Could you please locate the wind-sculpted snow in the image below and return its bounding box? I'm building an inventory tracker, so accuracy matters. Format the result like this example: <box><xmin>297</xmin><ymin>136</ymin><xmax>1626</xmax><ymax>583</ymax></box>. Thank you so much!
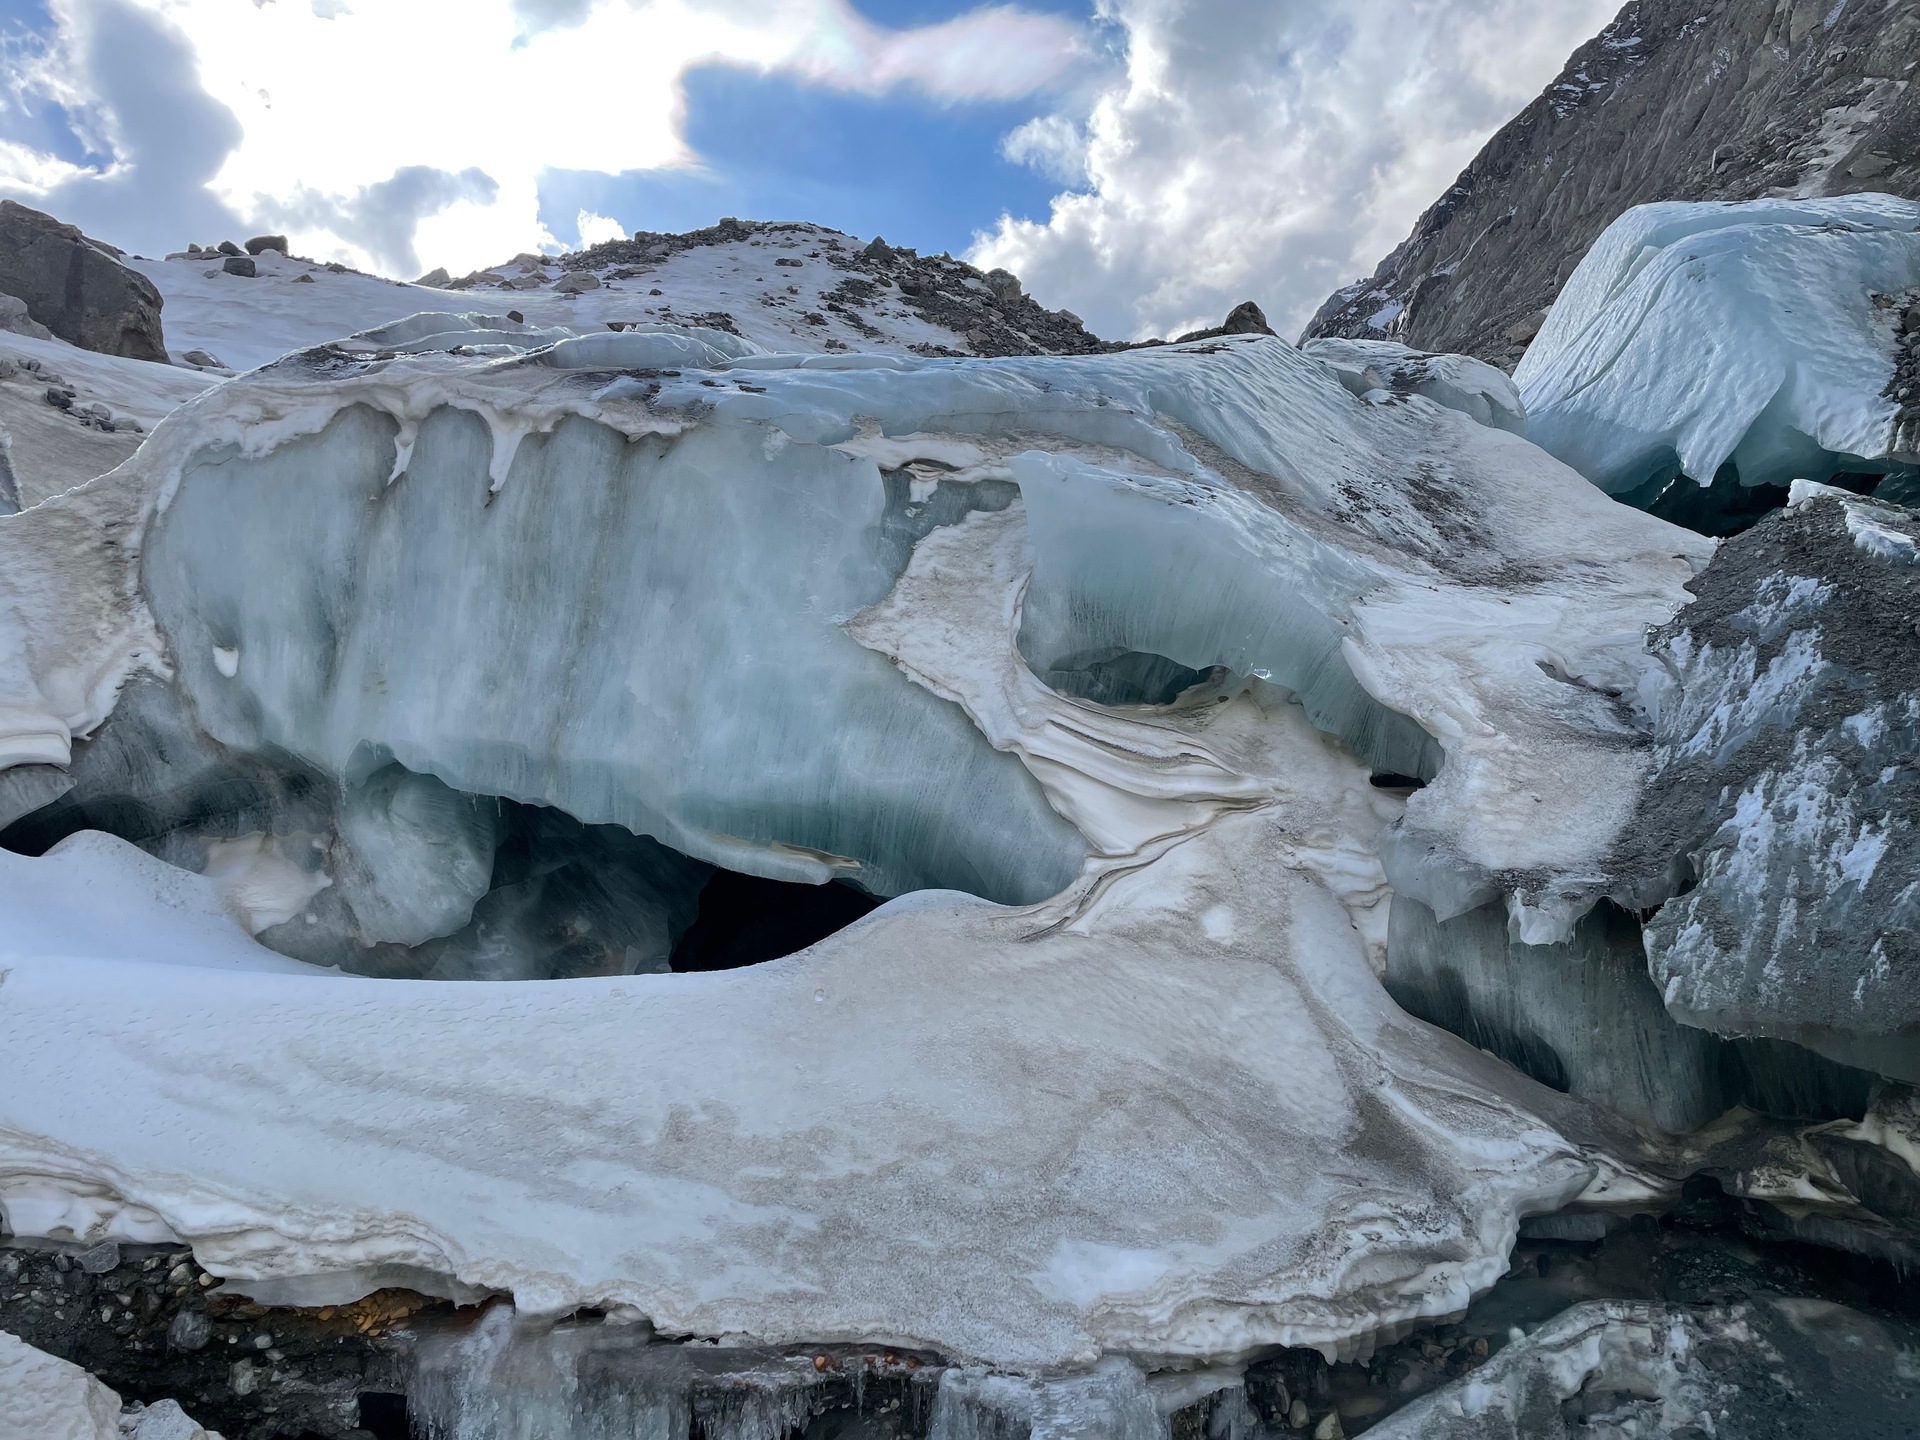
<box><xmin>0</xmin><ymin>324</ymin><xmax>1740</xmax><ymax>1367</ymax></box>
<box><xmin>1518</xmin><ymin>195</ymin><xmax>1920</xmax><ymax>508</ymax></box>
<box><xmin>1628</xmin><ymin>484</ymin><xmax>1920</xmax><ymax>1083</ymax></box>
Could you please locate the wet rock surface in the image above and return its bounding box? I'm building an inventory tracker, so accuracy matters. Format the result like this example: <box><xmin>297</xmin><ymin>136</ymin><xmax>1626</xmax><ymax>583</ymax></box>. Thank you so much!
<box><xmin>1303</xmin><ymin>0</ymin><xmax>1920</xmax><ymax>366</ymax></box>
<box><xmin>6</xmin><ymin>1202</ymin><xmax>1916</xmax><ymax>1438</ymax></box>
<box><xmin>0</xmin><ymin>1245</ymin><xmax>415</xmax><ymax>1438</ymax></box>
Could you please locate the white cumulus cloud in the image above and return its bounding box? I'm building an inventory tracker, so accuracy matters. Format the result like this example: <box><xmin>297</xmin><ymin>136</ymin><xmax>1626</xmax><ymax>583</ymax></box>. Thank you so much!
<box><xmin>971</xmin><ymin>0</ymin><xmax>1620</xmax><ymax>341</ymax></box>
<box><xmin>0</xmin><ymin>0</ymin><xmax>1087</xmax><ymax>275</ymax></box>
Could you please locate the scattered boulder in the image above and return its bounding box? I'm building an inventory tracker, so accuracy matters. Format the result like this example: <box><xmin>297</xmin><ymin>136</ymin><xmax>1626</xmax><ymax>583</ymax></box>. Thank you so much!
<box><xmin>414</xmin><ymin>267</ymin><xmax>451</xmax><ymax>288</ymax></box>
<box><xmin>985</xmin><ymin>267</ymin><xmax>1023</xmax><ymax>305</ymax></box>
<box><xmin>215</xmin><ymin>241</ymin><xmax>242</xmax><ymax>257</ymax></box>
<box><xmin>180</xmin><ymin>349</ymin><xmax>228</xmax><ymax>370</ymax></box>
<box><xmin>220</xmin><ymin>256</ymin><xmax>256</xmax><ymax>278</ymax></box>
<box><xmin>242</xmin><ymin>234</ymin><xmax>287</xmax><ymax>256</ymax></box>
<box><xmin>0</xmin><ymin>201</ymin><xmax>167</xmax><ymax>362</ymax></box>
<box><xmin>554</xmin><ymin>271</ymin><xmax>601</xmax><ymax>294</ymax></box>
<box><xmin>293</xmin><ymin>273</ymin><xmax>314</xmax><ymax>284</ymax></box>
<box><xmin>0</xmin><ymin>292</ymin><xmax>54</xmax><ymax>340</ymax></box>
<box><xmin>1504</xmin><ymin>308</ymin><xmax>1548</xmax><ymax>346</ymax></box>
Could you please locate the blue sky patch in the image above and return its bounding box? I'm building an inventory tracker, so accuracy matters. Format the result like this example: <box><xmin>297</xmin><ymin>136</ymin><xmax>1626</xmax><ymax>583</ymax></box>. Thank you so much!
<box><xmin>537</xmin><ymin>60</ymin><xmax>1069</xmax><ymax>254</ymax></box>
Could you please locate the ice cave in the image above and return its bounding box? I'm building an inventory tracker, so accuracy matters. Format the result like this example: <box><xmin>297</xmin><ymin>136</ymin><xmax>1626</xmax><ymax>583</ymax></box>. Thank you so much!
<box><xmin>0</xmin><ymin>51</ymin><xmax>1917</xmax><ymax>1440</ymax></box>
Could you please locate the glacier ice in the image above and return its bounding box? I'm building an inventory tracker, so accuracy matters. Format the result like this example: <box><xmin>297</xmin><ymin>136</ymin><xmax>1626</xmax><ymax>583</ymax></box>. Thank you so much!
<box><xmin>1518</xmin><ymin>195</ymin><xmax>1920</xmax><ymax>510</ymax></box>
<box><xmin>3</xmin><ymin>309</ymin><xmax>1909</xmax><ymax>1384</ymax></box>
<box><xmin>1301</xmin><ymin>336</ymin><xmax>1527</xmax><ymax>435</ymax></box>
<box><xmin>0</xmin><ymin>322</ymin><xmax>1728</xmax><ymax>1366</ymax></box>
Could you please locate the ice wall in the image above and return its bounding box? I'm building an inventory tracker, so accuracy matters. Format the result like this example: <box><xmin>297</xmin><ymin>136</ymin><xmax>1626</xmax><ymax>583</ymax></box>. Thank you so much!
<box><xmin>1518</xmin><ymin>195</ymin><xmax>1920</xmax><ymax>503</ymax></box>
<box><xmin>142</xmin><ymin>402</ymin><xmax>1086</xmax><ymax>905</ymax></box>
<box><xmin>0</xmin><ymin>325</ymin><xmax>1707</xmax><ymax>943</ymax></box>
<box><xmin>0</xmin><ymin>319</ymin><xmax>1792</xmax><ymax>1373</ymax></box>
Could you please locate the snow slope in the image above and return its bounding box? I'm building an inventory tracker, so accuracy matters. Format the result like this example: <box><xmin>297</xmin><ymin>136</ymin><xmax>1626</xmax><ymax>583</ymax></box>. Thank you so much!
<box><xmin>131</xmin><ymin>222</ymin><xmax>1094</xmax><ymax>377</ymax></box>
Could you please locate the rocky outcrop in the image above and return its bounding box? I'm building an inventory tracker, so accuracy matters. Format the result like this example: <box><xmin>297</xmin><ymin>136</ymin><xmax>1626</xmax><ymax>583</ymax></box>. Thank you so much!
<box><xmin>447</xmin><ymin>216</ymin><xmax>1116</xmax><ymax>358</ymax></box>
<box><xmin>0</xmin><ymin>201</ymin><xmax>168</xmax><ymax>363</ymax></box>
<box><xmin>1625</xmin><ymin>485</ymin><xmax>1919</xmax><ymax>1082</ymax></box>
<box><xmin>1303</xmin><ymin>0</ymin><xmax>1920</xmax><ymax>367</ymax></box>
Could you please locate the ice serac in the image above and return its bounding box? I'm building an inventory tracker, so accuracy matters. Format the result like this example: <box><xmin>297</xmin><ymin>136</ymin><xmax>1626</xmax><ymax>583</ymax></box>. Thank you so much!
<box><xmin>1625</xmin><ymin>483</ymin><xmax>1920</xmax><ymax>1082</ymax></box>
<box><xmin>1517</xmin><ymin>195</ymin><xmax>1920</xmax><ymax>507</ymax></box>
<box><xmin>1300</xmin><ymin>337</ymin><xmax>1526</xmax><ymax>435</ymax></box>
<box><xmin>0</xmin><ymin>323</ymin><xmax>1708</xmax><ymax>945</ymax></box>
<box><xmin>0</xmin><ymin>321</ymin><xmax>1729</xmax><ymax>1366</ymax></box>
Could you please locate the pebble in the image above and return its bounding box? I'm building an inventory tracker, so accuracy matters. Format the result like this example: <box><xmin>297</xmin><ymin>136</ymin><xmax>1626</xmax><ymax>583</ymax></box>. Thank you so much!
<box><xmin>166</xmin><ymin>1308</ymin><xmax>211</xmax><ymax>1352</ymax></box>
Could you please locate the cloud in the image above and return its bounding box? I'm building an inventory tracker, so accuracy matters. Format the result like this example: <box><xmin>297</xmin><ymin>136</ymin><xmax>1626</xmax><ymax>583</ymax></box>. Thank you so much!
<box><xmin>260</xmin><ymin>166</ymin><xmax>500</xmax><ymax>277</ymax></box>
<box><xmin>0</xmin><ymin>0</ymin><xmax>1087</xmax><ymax>275</ymax></box>
<box><xmin>970</xmin><ymin>0</ymin><xmax>1619</xmax><ymax>341</ymax></box>
<box><xmin>575</xmin><ymin>208</ymin><xmax>627</xmax><ymax>247</ymax></box>
<box><xmin>0</xmin><ymin>0</ymin><xmax>244</xmax><ymax>252</ymax></box>
<box><xmin>1000</xmin><ymin>113</ymin><xmax>1087</xmax><ymax>186</ymax></box>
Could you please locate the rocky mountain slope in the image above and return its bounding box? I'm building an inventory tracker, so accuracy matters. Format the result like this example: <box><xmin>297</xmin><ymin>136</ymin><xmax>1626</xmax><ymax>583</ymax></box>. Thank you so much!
<box><xmin>1304</xmin><ymin>0</ymin><xmax>1920</xmax><ymax>366</ymax></box>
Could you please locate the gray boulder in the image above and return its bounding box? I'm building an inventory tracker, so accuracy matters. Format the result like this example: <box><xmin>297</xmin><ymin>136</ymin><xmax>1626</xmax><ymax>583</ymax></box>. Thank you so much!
<box><xmin>221</xmin><ymin>256</ymin><xmax>256</xmax><ymax>278</ymax></box>
<box><xmin>243</xmin><ymin>234</ymin><xmax>288</xmax><ymax>256</ymax></box>
<box><xmin>1627</xmin><ymin>485</ymin><xmax>1919</xmax><ymax>1081</ymax></box>
<box><xmin>0</xmin><ymin>200</ymin><xmax>167</xmax><ymax>362</ymax></box>
<box><xmin>0</xmin><ymin>292</ymin><xmax>52</xmax><ymax>341</ymax></box>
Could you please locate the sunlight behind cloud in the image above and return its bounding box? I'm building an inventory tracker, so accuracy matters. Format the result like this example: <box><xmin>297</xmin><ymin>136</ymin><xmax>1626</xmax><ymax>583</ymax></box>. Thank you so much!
<box><xmin>0</xmin><ymin>0</ymin><xmax>1087</xmax><ymax>275</ymax></box>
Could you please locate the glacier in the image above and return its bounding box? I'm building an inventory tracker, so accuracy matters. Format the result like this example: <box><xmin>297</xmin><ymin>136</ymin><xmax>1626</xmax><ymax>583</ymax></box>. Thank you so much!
<box><xmin>1518</xmin><ymin>195</ymin><xmax>1920</xmax><ymax>521</ymax></box>
<box><xmin>0</xmin><ymin>320</ymin><xmax>1730</xmax><ymax>1370</ymax></box>
<box><xmin>1</xmin><ymin>281</ymin><xmax>1916</xmax><ymax>1437</ymax></box>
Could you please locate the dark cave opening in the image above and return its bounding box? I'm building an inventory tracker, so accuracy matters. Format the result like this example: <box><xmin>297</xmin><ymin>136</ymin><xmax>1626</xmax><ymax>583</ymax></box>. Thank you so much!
<box><xmin>354</xmin><ymin>1392</ymin><xmax>410</xmax><ymax>1440</ymax></box>
<box><xmin>669</xmin><ymin>869</ymin><xmax>885</xmax><ymax>973</ymax></box>
<box><xmin>1621</xmin><ymin>461</ymin><xmax>1911</xmax><ymax>538</ymax></box>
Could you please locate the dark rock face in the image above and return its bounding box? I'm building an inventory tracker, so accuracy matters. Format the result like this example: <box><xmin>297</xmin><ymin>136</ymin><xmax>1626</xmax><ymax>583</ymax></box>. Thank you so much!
<box><xmin>1627</xmin><ymin>489</ymin><xmax>1919</xmax><ymax>1081</ymax></box>
<box><xmin>0</xmin><ymin>200</ymin><xmax>168</xmax><ymax>363</ymax></box>
<box><xmin>1172</xmin><ymin>299</ymin><xmax>1277</xmax><ymax>343</ymax></box>
<box><xmin>1303</xmin><ymin>0</ymin><xmax>1920</xmax><ymax>367</ymax></box>
<box><xmin>450</xmin><ymin>217</ymin><xmax>1116</xmax><ymax>358</ymax></box>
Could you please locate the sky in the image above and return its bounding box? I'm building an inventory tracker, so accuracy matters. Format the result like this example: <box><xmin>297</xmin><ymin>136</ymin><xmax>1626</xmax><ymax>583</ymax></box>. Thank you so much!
<box><xmin>0</xmin><ymin>0</ymin><xmax>1619</xmax><ymax>339</ymax></box>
